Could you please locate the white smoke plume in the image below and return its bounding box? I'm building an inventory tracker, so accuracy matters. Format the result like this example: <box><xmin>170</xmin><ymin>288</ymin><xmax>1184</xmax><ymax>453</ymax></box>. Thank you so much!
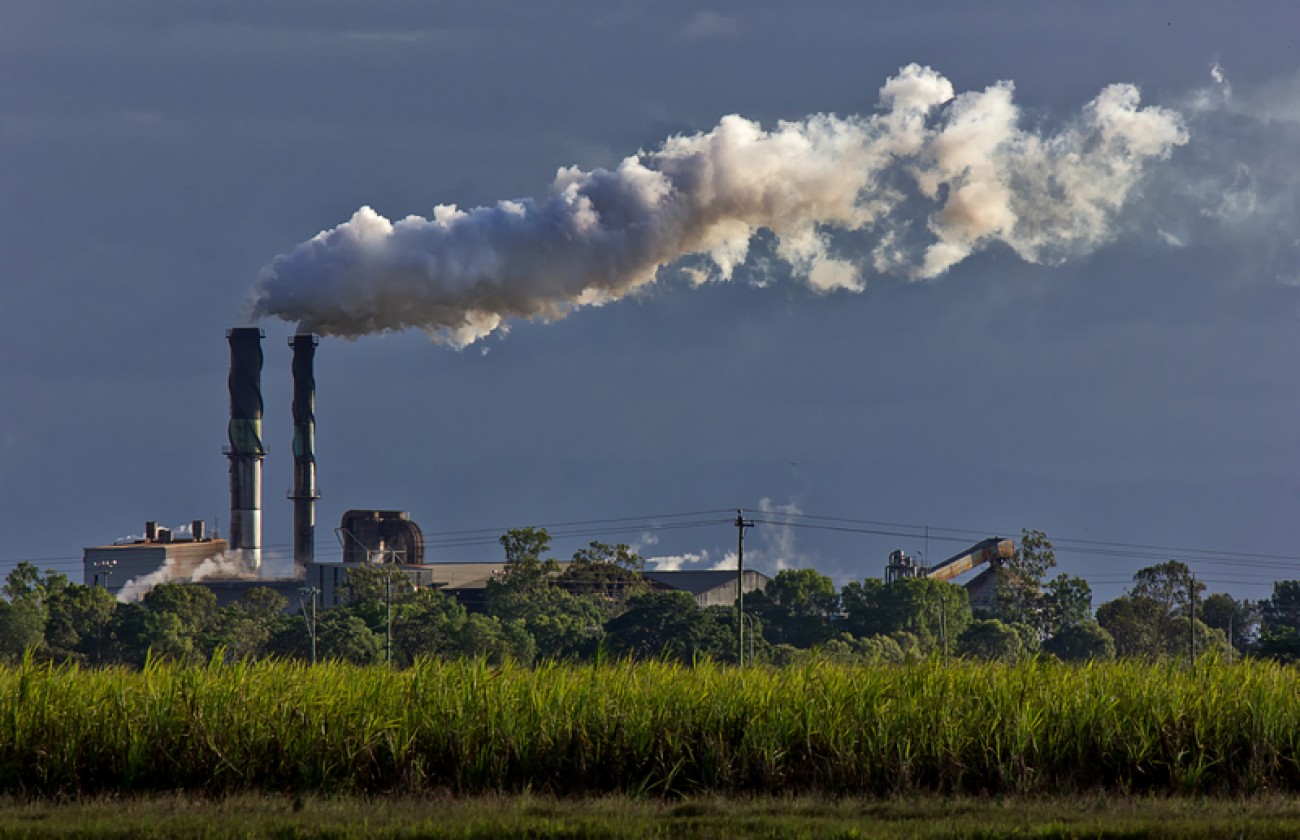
<box><xmin>247</xmin><ymin>64</ymin><xmax>1187</xmax><ymax>346</ymax></box>
<box><xmin>1154</xmin><ymin>63</ymin><xmax>1300</xmax><ymax>285</ymax></box>
<box><xmin>646</xmin><ymin>550</ymin><xmax>713</xmax><ymax>572</ymax></box>
<box><xmin>709</xmin><ymin>551</ymin><xmax>741</xmax><ymax>573</ymax></box>
<box><xmin>752</xmin><ymin>497</ymin><xmax>806</xmax><ymax>572</ymax></box>
<box><xmin>116</xmin><ymin>551</ymin><xmax>257</xmax><ymax>603</ymax></box>
<box><xmin>643</xmin><ymin>498</ymin><xmax>809</xmax><ymax>574</ymax></box>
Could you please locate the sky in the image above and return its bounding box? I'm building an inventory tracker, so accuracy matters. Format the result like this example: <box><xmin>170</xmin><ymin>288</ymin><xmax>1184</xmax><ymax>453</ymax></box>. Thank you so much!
<box><xmin>2</xmin><ymin>1</ymin><xmax>1299</xmax><ymax>604</ymax></box>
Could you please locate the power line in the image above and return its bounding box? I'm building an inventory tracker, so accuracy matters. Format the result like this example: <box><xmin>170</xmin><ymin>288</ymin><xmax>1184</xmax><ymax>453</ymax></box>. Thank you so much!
<box><xmin>5</xmin><ymin>502</ymin><xmax>1300</xmax><ymax>598</ymax></box>
<box><xmin>752</xmin><ymin>507</ymin><xmax>1300</xmax><ymax>565</ymax></box>
<box><xmin>423</xmin><ymin>518</ymin><xmax>734</xmax><ymax>550</ymax></box>
<box><xmin>0</xmin><ymin>509</ymin><xmax>734</xmax><ymax>568</ymax></box>
<box><xmin>417</xmin><ymin>508</ymin><xmax>736</xmax><ymax>540</ymax></box>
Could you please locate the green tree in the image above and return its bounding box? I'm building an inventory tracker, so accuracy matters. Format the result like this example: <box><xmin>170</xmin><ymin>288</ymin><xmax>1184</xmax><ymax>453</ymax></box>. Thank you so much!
<box><xmin>139</xmin><ymin>612</ymin><xmax>199</xmax><ymax>663</ymax></box>
<box><xmin>125</xmin><ymin>583</ymin><xmax>220</xmax><ymax>665</ymax></box>
<box><xmin>1096</xmin><ymin>595</ymin><xmax>1165</xmax><ymax>660</ymax></box>
<box><xmin>556</xmin><ymin>541</ymin><xmax>649</xmax><ymax>614</ymax></box>
<box><xmin>569</xmin><ymin>540</ymin><xmax>642</xmax><ymax>573</ymax></box>
<box><xmin>1200</xmin><ymin>592</ymin><xmax>1257</xmax><ymax>654</ymax></box>
<box><xmin>1040</xmin><ymin>574</ymin><xmax>1093</xmax><ymax>637</ymax></box>
<box><xmin>455</xmin><ymin>614</ymin><xmax>536</xmax><ymax>664</ymax></box>
<box><xmin>485</xmin><ymin>528</ymin><xmax>604</xmax><ymax>659</ymax></box>
<box><xmin>955</xmin><ymin>619</ymin><xmax>1026</xmax><ymax>663</ymax></box>
<box><xmin>842</xmin><ymin>577</ymin><xmax>970</xmax><ymax>654</ymax></box>
<box><xmin>339</xmin><ymin>564</ymin><xmax>417</xmax><ymax>629</ymax></box>
<box><xmin>487</xmin><ymin>584</ymin><xmax>602</xmax><ymax>660</ymax></box>
<box><xmin>1094</xmin><ymin>561</ymin><xmax>1209</xmax><ymax>661</ymax></box>
<box><xmin>992</xmin><ymin>529</ymin><xmax>1057</xmax><ymax>630</ymax></box>
<box><xmin>3</xmin><ymin>562</ymin><xmax>50</xmax><ymax>607</ymax></box>
<box><xmin>856</xmin><ymin>633</ymin><xmax>908</xmax><ymax>664</ymax></box>
<box><xmin>604</xmin><ymin>591</ymin><xmax>733</xmax><ymax>663</ymax></box>
<box><xmin>1043</xmin><ymin>620</ymin><xmax>1116</xmax><ymax>662</ymax></box>
<box><xmin>1255</xmin><ymin>581</ymin><xmax>1300</xmax><ymax>661</ymax></box>
<box><xmin>213</xmin><ymin>587</ymin><xmax>288</xmax><ymax>661</ymax></box>
<box><xmin>0</xmin><ymin>599</ymin><xmax>45</xmax><ymax>662</ymax></box>
<box><xmin>392</xmin><ymin>588</ymin><xmax>470</xmax><ymax>665</ymax></box>
<box><xmin>1131</xmin><ymin>560</ymin><xmax>1202</xmax><ymax>617</ymax></box>
<box><xmin>0</xmin><ymin>563</ymin><xmax>73</xmax><ymax>659</ymax></box>
<box><xmin>316</xmin><ymin>611</ymin><xmax>384</xmax><ymax>664</ymax></box>
<box><xmin>1173</xmin><ymin>616</ymin><xmax>1231</xmax><ymax>660</ymax></box>
<box><xmin>1098</xmin><ymin>571</ymin><xmax>1228</xmax><ymax>663</ymax></box>
<box><xmin>264</xmin><ymin>614</ymin><xmax>312</xmax><ymax>662</ymax></box>
<box><xmin>748</xmin><ymin>568</ymin><xmax>839</xmax><ymax>648</ymax></box>
<box><xmin>103</xmin><ymin>602</ymin><xmax>150</xmax><ymax>666</ymax></box>
<box><xmin>804</xmin><ymin>633</ymin><xmax>909</xmax><ymax>666</ymax></box>
<box><xmin>494</xmin><ymin>527</ymin><xmax>560</xmax><ymax>592</ymax></box>
<box><xmin>839</xmin><ymin>578</ymin><xmax>888</xmax><ymax>637</ymax></box>
<box><xmin>43</xmin><ymin>583</ymin><xmax>117</xmax><ymax>664</ymax></box>
<box><xmin>340</xmin><ymin>563</ymin><xmax>417</xmax><ymax>604</ymax></box>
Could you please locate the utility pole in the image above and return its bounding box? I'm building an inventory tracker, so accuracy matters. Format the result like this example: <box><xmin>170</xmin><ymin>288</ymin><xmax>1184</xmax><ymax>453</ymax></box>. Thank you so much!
<box><xmin>1228</xmin><ymin>615</ymin><xmax>1234</xmax><ymax>666</ymax></box>
<box><xmin>386</xmin><ymin>561</ymin><xmax>393</xmax><ymax>668</ymax></box>
<box><xmin>735</xmin><ymin>510</ymin><xmax>754</xmax><ymax>665</ymax></box>
<box><xmin>940</xmin><ymin>590</ymin><xmax>949</xmax><ymax>662</ymax></box>
<box><xmin>94</xmin><ymin>558</ymin><xmax>117</xmax><ymax>592</ymax></box>
<box><xmin>1189</xmin><ymin>573</ymin><xmax>1197</xmax><ymax>667</ymax></box>
<box><xmin>301</xmin><ymin>586</ymin><xmax>319</xmax><ymax>665</ymax></box>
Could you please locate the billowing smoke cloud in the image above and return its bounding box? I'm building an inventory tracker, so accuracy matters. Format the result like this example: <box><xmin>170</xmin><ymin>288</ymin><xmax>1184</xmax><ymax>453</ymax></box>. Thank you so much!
<box><xmin>116</xmin><ymin>551</ymin><xmax>257</xmax><ymax>603</ymax></box>
<box><xmin>248</xmin><ymin>64</ymin><xmax>1187</xmax><ymax>346</ymax></box>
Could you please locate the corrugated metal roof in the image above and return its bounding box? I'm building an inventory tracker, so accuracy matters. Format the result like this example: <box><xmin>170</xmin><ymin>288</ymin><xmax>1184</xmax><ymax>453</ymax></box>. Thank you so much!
<box><xmin>643</xmin><ymin>570</ymin><xmax>767</xmax><ymax>595</ymax></box>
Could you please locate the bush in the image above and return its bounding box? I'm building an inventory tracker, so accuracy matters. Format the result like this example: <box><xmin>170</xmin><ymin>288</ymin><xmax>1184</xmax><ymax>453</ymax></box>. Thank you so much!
<box><xmin>1044</xmin><ymin>621</ymin><xmax>1116</xmax><ymax>662</ymax></box>
<box><xmin>955</xmin><ymin>619</ymin><xmax>1024</xmax><ymax>663</ymax></box>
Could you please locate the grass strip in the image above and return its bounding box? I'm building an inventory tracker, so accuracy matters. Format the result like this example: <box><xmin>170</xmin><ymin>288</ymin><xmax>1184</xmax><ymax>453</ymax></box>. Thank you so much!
<box><xmin>2</xmin><ymin>794</ymin><xmax>1300</xmax><ymax>839</ymax></box>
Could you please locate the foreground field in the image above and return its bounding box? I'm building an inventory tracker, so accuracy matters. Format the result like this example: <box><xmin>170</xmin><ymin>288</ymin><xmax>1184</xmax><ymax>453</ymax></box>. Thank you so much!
<box><xmin>3</xmin><ymin>795</ymin><xmax>1300</xmax><ymax>839</ymax></box>
<box><xmin>2</xmin><ymin>657</ymin><xmax>1299</xmax><ymax>797</ymax></box>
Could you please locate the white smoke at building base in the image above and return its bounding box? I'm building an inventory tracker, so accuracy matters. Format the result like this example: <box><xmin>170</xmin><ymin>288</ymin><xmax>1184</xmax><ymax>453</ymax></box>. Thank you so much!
<box><xmin>248</xmin><ymin>64</ymin><xmax>1187</xmax><ymax>346</ymax></box>
<box><xmin>116</xmin><ymin>551</ymin><xmax>259</xmax><ymax>604</ymax></box>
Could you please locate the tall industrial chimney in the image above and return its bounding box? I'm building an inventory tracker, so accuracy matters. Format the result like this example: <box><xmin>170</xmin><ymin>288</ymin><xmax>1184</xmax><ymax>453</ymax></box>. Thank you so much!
<box><xmin>290</xmin><ymin>333</ymin><xmax>319</xmax><ymax>568</ymax></box>
<box><xmin>226</xmin><ymin>327</ymin><xmax>265</xmax><ymax>570</ymax></box>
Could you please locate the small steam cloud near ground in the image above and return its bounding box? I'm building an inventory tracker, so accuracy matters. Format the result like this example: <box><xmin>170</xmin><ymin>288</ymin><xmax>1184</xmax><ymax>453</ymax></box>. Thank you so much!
<box><xmin>116</xmin><ymin>550</ymin><xmax>259</xmax><ymax>603</ymax></box>
<box><xmin>645</xmin><ymin>498</ymin><xmax>809</xmax><ymax>574</ymax></box>
<box><xmin>248</xmin><ymin>64</ymin><xmax>1190</xmax><ymax>346</ymax></box>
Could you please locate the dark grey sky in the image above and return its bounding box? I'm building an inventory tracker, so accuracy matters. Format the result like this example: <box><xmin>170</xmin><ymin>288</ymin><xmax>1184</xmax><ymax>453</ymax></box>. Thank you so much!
<box><xmin>2</xmin><ymin>1</ymin><xmax>1299</xmax><ymax>602</ymax></box>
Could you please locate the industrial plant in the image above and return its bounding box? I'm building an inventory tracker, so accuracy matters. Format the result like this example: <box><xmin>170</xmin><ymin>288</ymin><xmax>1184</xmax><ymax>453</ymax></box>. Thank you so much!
<box><xmin>77</xmin><ymin>314</ymin><xmax>1013</xmax><ymax>611</ymax></box>
<box><xmin>79</xmin><ymin>328</ymin><xmax>444</xmax><ymax>609</ymax></box>
<box><xmin>80</xmin><ymin>329</ymin><xmax>799</xmax><ymax>612</ymax></box>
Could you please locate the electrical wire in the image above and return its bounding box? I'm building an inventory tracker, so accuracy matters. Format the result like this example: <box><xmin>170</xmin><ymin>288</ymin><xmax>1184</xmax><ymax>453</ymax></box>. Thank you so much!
<box><xmin>746</xmin><ymin>508</ymin><xmax>1300</xmax><ymax>565</ymax></box>
<box><xmin>5</xmin><ymin>502</ymin><xmax>1299</xmax><ymax>600</ymax></box>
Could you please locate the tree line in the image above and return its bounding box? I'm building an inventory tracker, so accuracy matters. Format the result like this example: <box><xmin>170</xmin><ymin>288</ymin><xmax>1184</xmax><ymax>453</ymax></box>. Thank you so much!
<box><xmin>1</xmin><ymin>527</ymin><xmax>1297</xmax><ymax>668</ymax></box>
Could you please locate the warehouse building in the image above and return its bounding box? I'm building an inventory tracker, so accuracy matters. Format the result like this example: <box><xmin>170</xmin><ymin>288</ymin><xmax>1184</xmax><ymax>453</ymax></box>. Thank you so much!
<box><xmin>83</xmin><ymin>520</ymin><xmax>227</xmax><ymax>596</ymax></box>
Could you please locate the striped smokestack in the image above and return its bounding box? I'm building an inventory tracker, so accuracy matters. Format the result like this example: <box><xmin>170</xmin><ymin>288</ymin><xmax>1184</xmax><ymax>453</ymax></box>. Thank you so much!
<box><xmin>290</xmin><ymin>333</ymin><xmax>319</xmax><ymax>568</ymax></box>
<box><xmin>226</xmin><ymin>327</ymin><xmax>265</xmax><ymax>570</ymax></box>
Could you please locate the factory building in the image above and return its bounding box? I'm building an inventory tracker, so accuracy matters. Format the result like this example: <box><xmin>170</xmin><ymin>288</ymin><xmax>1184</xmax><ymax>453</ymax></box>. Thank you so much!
<box><xmin>83</xmin><ymin>521</ymin><xmax>227</xmax><ymax>596</ymax></box>
<box><xmin>306</xmin><ymin>509</ymin><xmax>438</xmax><ymax>607</ymax></box>
<box><xmin>964</xmin><ymin>565</ymin><xmax>1002</xmax><ymax>613</ymax></box>
<box><xmin>643</xmin><ymin>570</ymin><xmax>770</xmax><ymax>608</ymax></box>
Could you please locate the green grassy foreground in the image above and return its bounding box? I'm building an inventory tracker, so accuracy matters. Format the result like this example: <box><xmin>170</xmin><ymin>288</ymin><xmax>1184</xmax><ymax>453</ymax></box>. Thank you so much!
<box><xmin>3</xmin><ymin>795</ymin><xmax>1300</xmax><ymax>839</ymax></box>
<box><xmin>3</xmin><ymin>656</ymin><xmax>1300</xmax><ymax>797</ymax></box>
